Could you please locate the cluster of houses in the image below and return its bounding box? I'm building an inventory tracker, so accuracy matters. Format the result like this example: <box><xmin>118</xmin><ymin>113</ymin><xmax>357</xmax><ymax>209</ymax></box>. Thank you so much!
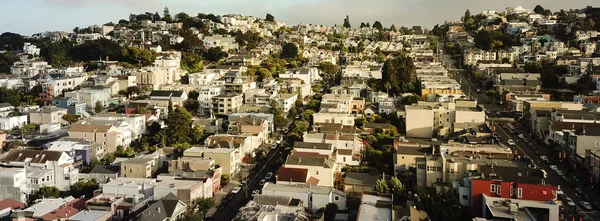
<box><xmin>3</xmin><ymin>5</ymin><xmax>599</xmax><ymax>221</ymax></box>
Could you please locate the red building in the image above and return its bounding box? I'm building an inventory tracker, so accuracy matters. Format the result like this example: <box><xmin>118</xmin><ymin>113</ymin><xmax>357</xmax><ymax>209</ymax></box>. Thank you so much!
<box><xmin>462</xmin><ymin>165</ymin><xmax>558</xmax><ymax>217</ymax></box>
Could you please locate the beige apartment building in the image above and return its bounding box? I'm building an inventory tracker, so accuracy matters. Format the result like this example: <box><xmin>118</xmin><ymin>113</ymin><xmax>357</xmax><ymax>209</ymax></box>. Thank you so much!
<box><xmin>68</xmin><ymin>124</ymin><xmax>122</xmax><ymax>154</ymax></box>
<box><xmin>120</xmin><ymin>158</ymin><xmax>157</xmax><ymax>178</ymax></box>
<box><xmin>169</xmin><ymin>157</ymin><xmax>215</xmax><ymax>172</ymax></box>
<box><xmin>28</xmin><ymin>107</ymin><xmax>68</xmax><ymax>125</ymax></box>
<box><xmin>183</xmin><ymin>147</ymin><xmax>242</xmax><ymax>176</ymax></box>
<box><xmin>134</xmin><ymin>70</ymin><xmax>167</xmax><ymax>90</ymax></box>
<box><xmin>211</xmin><ymin>93</ymin><xmax>243</xmax><ymax>115</ymax></box>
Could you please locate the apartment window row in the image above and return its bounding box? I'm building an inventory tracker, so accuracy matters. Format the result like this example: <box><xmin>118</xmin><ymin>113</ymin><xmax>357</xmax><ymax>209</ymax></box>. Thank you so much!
<box><xmin>426</xmin><ymin>166</ymin><xmax>442</xmax><ymax>172</ymax></box>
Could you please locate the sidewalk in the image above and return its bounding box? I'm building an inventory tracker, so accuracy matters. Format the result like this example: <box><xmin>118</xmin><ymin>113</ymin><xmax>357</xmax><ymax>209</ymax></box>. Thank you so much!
<box><xmin>206</xmin><ymin>179</ymin><xmax>241</xmax><ymax>216</ymax></box>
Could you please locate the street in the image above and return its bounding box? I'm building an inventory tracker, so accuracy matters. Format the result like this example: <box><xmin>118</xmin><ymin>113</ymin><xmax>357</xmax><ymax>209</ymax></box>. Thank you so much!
<box><xmin>443</xmin><ymin>49</ymin><xmax>599</xmax><ymax>220</ymax></box>
<box><xmin>207</xmin><ymin>118</ymin><xmax>296</xmax><ymax>221</ymax></box>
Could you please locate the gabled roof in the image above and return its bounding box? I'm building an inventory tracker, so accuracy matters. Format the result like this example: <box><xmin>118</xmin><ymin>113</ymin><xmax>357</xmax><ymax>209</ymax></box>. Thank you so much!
<box><xmin>3</xmin><ymin>149</ymin><xmax>64</xmax><ymax>163</ymax></box>
<box><xmin>149</xmin><ymin>90</ymin><xmax>185</xmax><ymax>98</ymax></box>
<box><xmin>138</xmin><ymin>193</ymin><xmax>184</xmax><ymax>221</ymax></box>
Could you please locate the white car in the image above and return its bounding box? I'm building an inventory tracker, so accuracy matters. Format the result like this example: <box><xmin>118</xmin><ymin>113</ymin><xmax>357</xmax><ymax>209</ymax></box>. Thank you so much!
<box><xmin>540</xmin><ymin>155</ymin><xmax>549</xmax><ymax>162</ymax></box>
<box><xmin>507</xmin><ymin>139</ymin><xmax>515</xmax><ymax>146</ymax></box>
<box><xmin>549</xmin><ymin>165</ymin><xmax>558</xmax><ymax>171</ymax></box>
<box><xmin>556</xmin><ymin>189</ymin><xmax>564</xmax><ymax>196</ymax></box>
<box><xmin>518</xmin><ymin>134</ymin><xmax>525</xmax><ymax>139</ymax></box>
<box><xmin>265</xmin><ymin>172</ymin><xmax>273</xmax><ymax>179</ymax></box>
<box><xmin>231</xmin><ymin>187</ymin><xmax>241</xmax><ymax>194</ymax></box>
<box><xmin>556</xmin><ymin>170</ymin><xmax>564</xmax><ymax>176</ymax></box>
<box><xmin>271</xmin><ymin>143</ymin><xmax>277</xmax><ymax>149</ymax></box>
<box><xmin>580</xmin><ymin>201</ymin><xmax>593</xmax><ymax>210</ymax></box>
<box><xmin>259</xmin><ymin>179</ymin><xmax>266</xmax><ymax>186</ymax></box>
<box><xmin>252</xmin><ymin>189</ymin><xmax>260</xmax><ymax>195</ymax></box>
<box><xmin>565</xmin><ymin>198</ymin><xmax>575</xmax><ymax>206</ymax></box>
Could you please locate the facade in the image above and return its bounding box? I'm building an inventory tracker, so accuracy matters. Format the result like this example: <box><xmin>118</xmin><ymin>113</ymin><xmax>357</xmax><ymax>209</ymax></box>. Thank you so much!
<box><xmin>28</xmin><ymin>107</ymin><xmax>68</xmax><ymax>125</ymax></box>
<box><xmin>120</xmin><ymin>158</ymin><xmax>157</xmax><ymax>178</ymax></box>
<box><xmin>183</xmin><ymin>147</ymin><xmax>242</xmax><ymax>176</ymax></box>
<box><xmin>0</xmin><ymin>167</ymin><xmax>27</xmax><ymax>203</ymax></box>
<box><xmin>92</xmin><ymin>114</ymin><xmax>146</xmax><ymax>139</ymax></box>
<box><xmin>282</xmin><ymin>155</ymin><xmax>335</xmax><ymax>187</ymax></box>
<box><xmin>52</xmin><ymin>97</ymin><xmax>87</xmax><ymax>116</ymax></box>
<box><xmin>271</xmin><ymin>93</ymin><xmax>298</xmax><ymax>115</ymax></box>
<box><xmin>67</xmin><ymin>124</ymin><xmax>123</xmax><ymax>154</ymax></box>
<box><xmin>211</xmin><ymin>93</ymin><xmax>243</xmax><ymax>115</ymax></box>
<box><xmin>261</xmin><ymin>183</ymin><xmax>346</xmax><ymax>212</ymax></box>
<box><xmin>1</xmin><ymin>149</ymin><xmax>78</xmax><ymax>192</ymax></box>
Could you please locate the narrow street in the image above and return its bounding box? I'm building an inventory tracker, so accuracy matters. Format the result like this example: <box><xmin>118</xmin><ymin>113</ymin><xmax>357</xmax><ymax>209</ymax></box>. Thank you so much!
<box><xmin>207</xmin><ymin>118</ymin><xmax>296</xmax><ymax>221</ymax></box>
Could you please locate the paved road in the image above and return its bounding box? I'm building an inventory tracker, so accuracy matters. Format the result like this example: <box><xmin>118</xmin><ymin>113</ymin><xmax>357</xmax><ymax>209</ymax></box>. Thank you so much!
<box><xmin>446</xmin><ymin>58</ymin><xmax>599</xmax><ymax>220</ymax></box>
<box><xmin>208</xmin><ymin>119</ymin><xmax>295</xmax><ymax>221</ymax></box>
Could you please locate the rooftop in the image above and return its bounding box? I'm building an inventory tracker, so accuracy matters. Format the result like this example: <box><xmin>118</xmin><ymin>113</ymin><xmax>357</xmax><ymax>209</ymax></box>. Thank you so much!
<box><xmin>292</xmin><ymin>142</ymin><xmax>332</xmax><ymax>150</ymax></box>
<box><xmin>285</xmin><ymin>155</ymin><xmax>334</xmax><ymax>168</ymax></box>
<box><xmin>262</xmin><ymin>183</ymin><xmax>343</xmax><ymax>195</ymax></box>
<box><xmin>3</xmin><ymin>149</ymin><xmax>64</xmax><ymax>163</ymax></box>
<box><xmin>69</xmin><ymin>210</ymin><xmax>110</xmax><ymax>221</ymax></box>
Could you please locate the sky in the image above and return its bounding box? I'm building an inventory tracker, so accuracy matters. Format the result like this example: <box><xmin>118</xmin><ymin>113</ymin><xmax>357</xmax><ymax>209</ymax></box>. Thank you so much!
<box><xmin>1</xmin><ymin>0</ymin><xmax>598</xmax><ymax>35</ymax></box>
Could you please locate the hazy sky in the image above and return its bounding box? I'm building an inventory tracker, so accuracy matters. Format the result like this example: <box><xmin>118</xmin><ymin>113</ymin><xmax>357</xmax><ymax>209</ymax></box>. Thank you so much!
<box><xmin>1</xmin><ymin>0</ymin><xmax>598</xmax><ymax>35</ymax></box>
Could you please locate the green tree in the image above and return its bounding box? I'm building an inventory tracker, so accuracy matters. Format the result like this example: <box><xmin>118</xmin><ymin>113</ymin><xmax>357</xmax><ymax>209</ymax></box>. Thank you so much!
<box><xmin>136</xmin><ymin>107</ymin><xmax>147</xmax><ymax>115</ymax></box>
<box><xmin>257</xmin><ymin>68</ymin><xmax>272</xmax><ymax>82</ymax></box>
<box><xmin>381</xmin><ymin>54</ymin><xmax>416</xmax><ymax>95</ymax></box>
<box><xmin>281</xmin><ymin>43</ymin><xmax>299</xmax><ymax>59</ymax></box>
<box><xmin>533</xmin><ymin>5</ymin><xmax>545</xmax><ymax>14</ymax></box>
<box><xmin>166</xmin><ymin>107</ymin><xmax>193</xmax><ymax>145</ymax></box>
<box><xmin>29</xmin><ymin>186</ymin><xmax>60</xmax><ymax>204</ymax></box>
<box><xmin>70</xmin><ymin>179</ymin><xmax>99</xmax><ymax>198</ymax></box>
<box><xmin>221</xmin><ymin>174</ymin><xmax>230</xmax><ymax>185</ymax></box>
<box><xmin>324</xmin><ymin>203</ymin><xmax>338</xmax><ymax>221</ymax></box>
<box><xmin>183</xmin><ymin>99</ymin><xmax>200</xmax><ymax>115</ymax></box>
<box><xmin>389</xmin><ymin>176</ymin><xmax>404</xmax><ymax>196</ymax></box>
<box><xmin>291</xmin><ymin>121</ymin><xmax>309</xmax><ymax>133</ymax></box>
<box><xmin>271</xmin><ymin>101</ymin><xmax>287</xmax><ymax>128</ymax></box>
<box><xmin>390</xmin><ymin>24</ymin><xmax>397</xmax><ymax>31</ymax></box>
<box><xmin>373</xmin><ymin>178</ymin><xmax>389</xmax><ymax>193</ymax></box>
<box><xmin>265</xmin><ymin>13</ymin><xmax>275</xmax><ymax>22</ymax></box>
<box><xmin>0</xmin><ymin>52</ymin><xmax>19</xmax><ymax>73</ymax></box>
<box><xmin>181</xmin><ymin>52</ymin><xmax>203</xmax><ymax>73</ymax></box>
<box><xmin>372</xmin><ymin>21</ymin><xmax>383</xmax><ymax>31</ymax></box>
<box><xmin>62</xmin><ymin>114</ymin><xmax>80</xmax><ymax>124</ymax></box>
<box><xmin>343</xmin><ymin>15</ymin><xmax>351</xmax><ymax>28</ymax></box>
<box><xmin>196</xmin><ymin>197</ymin><xmax>216</xmax><ymax>218</ymax></box>
<box><xmin>0</xmin><ymin>32</ymin><xmax>25</xmax><ymax>51</ymax></box>
<box><xmin>188</xmin><ymin>90</ymin><xmax>200</xmax><ymax>100</ymax></box>
<box><xmin>319</xmin><ymin>61</ymin><xmax>339</xmax><ymax>75</ymax></box>
<box><xmin>168</xmin><ymin>99</ymin><xmax>174</xmax><ymax>113</ymax></box>
<box><xmin>162</xmin><ymin>7</ymin><xmax>172</xmax><ymax>21</ymax></box>
<box><xmin>0</xmin><ymin>88</ymin><xmax>22</xmax><ymax>106</ymax></box>
<box><xmin>122</xmin><ymin>47</ymin><xmax>155</xmax><ymax>67</ymax></box>
<box><xmin>94</xmin><ymin>101</ymin><xmax>103</xmax><ymax>113</ymax></box>
<box><xmin>302</xmin><ymin>109</ymin><xmax>314</xmax><ymax>121</ymax></box>
<box><xmin>204</xmin><ymin>47</ymin><xmax>228</xmax><ymax>62</ymax></box>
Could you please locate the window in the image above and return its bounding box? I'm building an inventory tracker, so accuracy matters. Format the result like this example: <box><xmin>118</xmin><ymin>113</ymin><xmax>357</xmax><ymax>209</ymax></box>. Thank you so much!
<box><xmin>490</xmin><ymin>184</ymin><xmax>496</xmax><ymax>193</ymax></box>
<box><xmin>402</xmin><ymin>156</ymin><xmax>405</xmax><ymax>159</ymax></box>
<box><xmin>417</xmin><ymin>164</ymin><xmax>426</xmax><ymax>169</ymax></box>
<box><xmin>343</xmin><ymin>157</ymin><xmax>346</xmax><ymax>162</ymax></box>
<box><xmin>450</xmin><ymin>168</ymin><xmax>455</xmax><ymax>174</ymax></box>
<box><xmin>334</xmin><ymin>196</ymin><xmax>340</xmax><ymax>201</ymax></box>
<box><xmin>517</xmin><ymin>188</ymin><xmax>523</xmax><ymax>198</ymax></box>
<box><xmin>436</xmin><ymin>167</ymin><xmax>442</xmax><ymax>172</ymax></box>
<box><xmin>510</xmin><ymin>186</ymin><xmax>514</xmax><ymax>196</ymax></box>
<box><xmin>130</xmin><ymin>169</ymin><xmax>132</xmax><ymax>173</ymax></box>
<box><xmin>426</xmin><ymin>166</ymin><xmax>430</xmax><ymax>171</ymax></box>
<box><xmin>462</xmin><ymin>195</ymin><xmax>468</xmax><ymax>200</ymax></box>
<box><xmin>103</xmin><ymin>134</ymin><xmax>106</xmax><ymax>138</ymax></box>
<box><xmin>316</xmin><ymin>171</ymin><xmax>319</xmax><ymax>175</ymax></box>
<box><xmin>497</xmin><ymin>185</ymin><xmax>501</xmax><ymax>194</ymax></box>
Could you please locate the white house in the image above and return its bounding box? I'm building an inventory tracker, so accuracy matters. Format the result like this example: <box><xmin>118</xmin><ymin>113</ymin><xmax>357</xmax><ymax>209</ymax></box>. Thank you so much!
<box><xmin>261</xmin><ymin>183</ymin><xmax>346</xmax><ymax>212</ymax></box>
<box><xmin>1</xmin><ymin>149</ymin><xmax>78</xmax><ymax>192</ymax></box>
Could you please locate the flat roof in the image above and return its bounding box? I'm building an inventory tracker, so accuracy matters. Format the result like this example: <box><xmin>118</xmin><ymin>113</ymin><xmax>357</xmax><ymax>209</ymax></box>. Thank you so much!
<box><xmin>262</xmin><ymin>183</ymin><xmax>342</xmax><ymax>195</ymax></box>
<box><xmin>153</xmin><ymin>179</ymin><xmax>202</xmax><ymax>189</ymax></box>
<box><xmin>69</xmin><ymin>210</ymin><xmax>110</xmax><ymax>221</ymax></box>
<box><xmin>358</xmin><ymin>194</ymin><xmax>393</xmax><ymax>221</ymax></box>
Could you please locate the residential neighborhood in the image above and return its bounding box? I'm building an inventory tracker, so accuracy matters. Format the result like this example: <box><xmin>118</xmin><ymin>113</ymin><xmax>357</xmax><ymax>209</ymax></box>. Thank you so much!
<box><xmin>0</xmin><ymin>3</ymin><xmax>599</xmax><ymax>221</ymax></box>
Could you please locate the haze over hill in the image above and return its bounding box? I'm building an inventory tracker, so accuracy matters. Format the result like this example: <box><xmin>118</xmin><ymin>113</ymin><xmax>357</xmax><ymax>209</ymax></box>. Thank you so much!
<box><xmin>1</xmin><ymin>0</ymin><xmax>597</xmax><ymax>35</ymax></box>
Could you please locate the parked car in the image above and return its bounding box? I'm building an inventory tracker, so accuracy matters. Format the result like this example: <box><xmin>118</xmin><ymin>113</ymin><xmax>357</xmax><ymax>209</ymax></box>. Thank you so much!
<box><xmin>565</xmin><ymin>198</ymin><xmax>575</xmax><ymax>206</ymax></box>
<box><xmin>241</xmin><ymin>180</ymin><xmax>248</xmax><ymax>186</ymax></box>
<box><xmin>231</xmin><ymin>187</ymin><xmax>241</xmax><ymax>194</ymax></box>
<box><xmin>580</xmin><ymin>201</ymin><xmax>593</xmax><ymax>210</ymax></box>
<box><xmin>282</xmin><ymin>128</ymin><xmax>289</xmax><ymax>133</ymax></box>
<box><xmin>540</xmin><ymin>155</ymin><xmax>549</xmax><ymax>162</ymax></box>
<box><xmin>575</xmin><ymin>188</ymin><xmax>584</xmax><ymax>195</ymax></box>
<box><xmin>523</xmin><ymin>138</ymin><xmax>529</xmax><ymax>143</ymax></box>
<box><xmin>271</xmin><ymin>143</ymin><xmax>277</xmax><ymax>149</ymax></box>
<box><xmin>265</xmin><ymin>172</ymin><xmax>273</xmax><ymax>179</ymax></box>
<box><xmin>507</xmin><ymin>139</ymin><xmax>515</xmax><ymax>146</ymax></box>
<box><xmin>276</xmin><ymin>136</ymin><xmax>283</xmax><ymax>144</ymax></box>
<box><xmin>557</xmin><ymin>188</ymin><xmax>564</xmax><ymax>196</ymax></box>
<box><xmin>295</xmin><ymin>115</ymin><xmax>302</xmax><ymax>120</ymax></box>
<box><xmin>556</xmin><ymin>170</ymin><xmax>564</xmax><ymax>176</ymax></box>
<box><xmin>259</xmin><ymin>179</ymin><xmax>266</xmax><ymax>186</ymax></box>
<box><xmin>518</xmin><ymin>134</ymin><xmax>525</xmax><ymax>139</ymax></box>
<box><xmin>252</xmin><ymin>189</ymin><xmax>261</xmax><ymax>195</ymax></box>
